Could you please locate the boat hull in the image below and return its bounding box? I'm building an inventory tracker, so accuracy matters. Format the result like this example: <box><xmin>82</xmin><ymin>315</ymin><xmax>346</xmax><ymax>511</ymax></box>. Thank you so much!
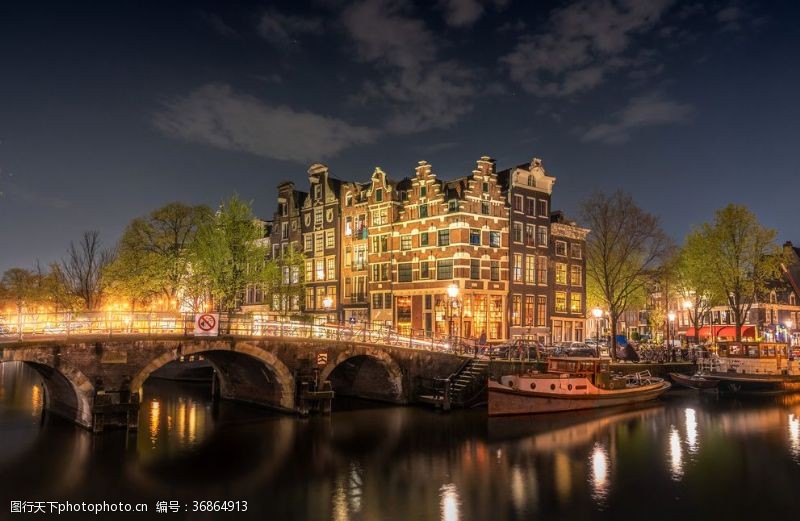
<box><xmin>705</xmin><ymin>373</ymin><xmax>800</xmax><ymax>394</ymax></box>
<box><xmin>669</xmin><ymin>372</ymin><xmax>719</xmax><ymax>390</ymax></box>
<box><xmin>488</xmin><ymin>381</ymin><xmax>671</xmax><ymax>416</ymax></box>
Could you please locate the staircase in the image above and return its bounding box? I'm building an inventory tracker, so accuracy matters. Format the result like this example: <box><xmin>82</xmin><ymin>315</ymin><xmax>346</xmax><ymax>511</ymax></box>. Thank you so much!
<box><xmin>419</xmin><ymin>358</ymin><xmax>488</xmax><ymax>410</ymax></box>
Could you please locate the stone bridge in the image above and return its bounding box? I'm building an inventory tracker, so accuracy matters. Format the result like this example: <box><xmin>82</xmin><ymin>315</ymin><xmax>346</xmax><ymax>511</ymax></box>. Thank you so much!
<box><xmin>0</xmin><ymin>335</ymin><xmax>466</xmax><ymax>432</ymax></box>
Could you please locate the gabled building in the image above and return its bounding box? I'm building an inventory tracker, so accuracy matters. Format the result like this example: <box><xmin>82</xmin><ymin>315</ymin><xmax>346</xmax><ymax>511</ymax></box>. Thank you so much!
<box><xmin>549</xmin><ymin>211</ymin><xmax>589</xmax><ymax>343</ymax></box>
<box><xmin>340</xmin><ymin>180</ymin><xmax>371</xmax><ymax>324</ymax></box>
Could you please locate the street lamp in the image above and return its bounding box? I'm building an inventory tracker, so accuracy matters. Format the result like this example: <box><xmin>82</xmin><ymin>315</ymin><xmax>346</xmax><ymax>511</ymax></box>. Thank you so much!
<box><xmin>322</xmin><ymin>296</ymin><xmax>333</xmax><ymax>324</ymax></box>
<box><xmin>667</xmin><ymin>311</ymin><xmax>676</xmax><ymax>361</ymax></box>
<box><xmin>447</xmin><ymin>284</ymin><xmax>459</xmax><ymax>343</ymax></box>
<box><xmin>592</xmin><ymin>307</ymin><xmax>603</xmax><ymax>348</ymax></box>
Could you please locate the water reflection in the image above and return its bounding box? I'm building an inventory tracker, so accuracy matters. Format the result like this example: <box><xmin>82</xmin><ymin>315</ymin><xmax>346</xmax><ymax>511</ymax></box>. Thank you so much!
<box><xmin>668</xmin><ymin>426</ymin><xmax>684</xmax><ymax>481</ymax></box>
<box><xmin>589</xmin><ymin>443</ymin><xmax>610</xmax><ymax>503</ymax></box>
<box><xmin>685</xmin><ymin>408</ymin><xmax>698</xmax><ymax>453</ymax></box>
<box><xmin>439</xmin><ymin>483</ymin><xmax>461</xmax><ymax>521</ymax></box>
<box><xmin>789</xmin><ymin>414</ymin><xmax>800</xmax><ymax>460</ymax></box>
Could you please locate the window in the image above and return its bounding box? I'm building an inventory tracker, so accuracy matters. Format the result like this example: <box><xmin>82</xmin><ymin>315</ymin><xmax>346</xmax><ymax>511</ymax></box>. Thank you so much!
<box><xmin>448</xmin><ymin>199</ymin><xmax>458</xmax><ymax>212</ymax></box>
<box><xmin>537</xmin><ymin>296</ymin><xmax>547</xmax><ymax>326</ymax></box>
<box><xmin>570</xmin><ymin>243</ymin><xmax>582</xmax><ymax>259</ymax></box>
<box><xmin>470</xmin><ymin>229</ymin><xmax>481</xmax><ymax>245</ymax></box>
<box><xmin>537</xmin><ymin>256</ymin><xmax>548</xmax><ymax>284</ymax></box>
<box><xmin>555</xmin><ymin>263</ymin><xmax>567</xmax><ymax>284</ymax></box>
<box><xmin>525</xmin><ymin>224</ymin><xmax>535</xmax><ymax>246</ymax></box>
<box><xmin>537</xmin><ymin>199</ymin><xmax>548</xmax><ymax>217</ymax></box>
<box><xmin>315</xmin><ymin>259</ymin><xmax>325</xmax><ymax>281</ymax></box>
<box><xmin>512</xmin><ymin>295</ymin><xmax>521</xmax><ymax>326</ymax></box>
<box><xmin>437</xmin><ymin>260</ymin><xmax>453</xmax><ymax>280</ymax></box>
<box><xmin>315</xmin><ymin>232</ymin><xmax>324</xmax><ymax>253</ymax></box>
<box><xmin>346</xmin><ymin>194</ymin><xmax>353</xmax><ymax>207</ymax></box>
<box><xmin>304</xmin><ymin>234</ymin><xmax>313</xmax><ymax>252</ymax></box>
<box><xmin>371</xmin><ymin>234</ymin><xmax>388</xmax><ymax>253</ymax></box>
<box><xmin>490</xmin><ymin>261</ymin><xmax>500</xmax><ymax>281</ymax></box>
<box><xmin>525</xmin><ymin>256</ymin><xmax>535</xmax><ymax>284</ymax></box>
<box><xmin>398</xmin><ymin>263</ymin><xmax>413</xmax><ymax>282</ymax></box>
<box><xmin>420</xmin><ymin>261</ymin><xmax>430</xmax><ymax>279</ymax></box>
<box><xmin>281</xmin><ymin>222</ymin><xmax>289</xmax><ymax>240</ymax></box>
<box><xmin>371</xmin><ymin>263</ymin><xmax>389</xmax><ymax>281</ymax></box>
<box><xmin>314</xmin><ymin>207</ymin><xmax>323</xmax><ymax>225</ymax></box>
<box><xmin>512</xmin><ymin>223</ymin><xmax>522</xmax><ymax>243</ymax></box>
<box><xmin>470</xmin><ymin>259</ymin><xmax>480</xmax><ymax>280</ymax></box>
<box><xmin>482</xmin><ymin>182</ymin><xmax>489</xmax><ymax>193</ymax></box>
<box><xmin>513</xmin><ymin>253</ymin><xmax>523</xmax><ymax>282</ymax></box>
<box><xmin>325</xmin><ymin>230</ymin><xmax>334</xmax><ymax>249</ymax></box>
<box><xmin>345</xmin><ymin>217</ymin><xmax>353</xmax><ymax>236</ymax></box>
<box><xmin>489</xmin><ymin>231</ymin><xmax>501</xmax><ymax>248</ymax></box>
<box><xmin>555</xmin><ymin>240</ymin><xmax>567</xmax><ymax>256</ymax></box>
<box><xmin>279</xmin><ymin>202</ymin><xmax>288</xmax><ymax>216</ymax></box>
<box><xmin>372</xmin><ymin>293</ymin><xmax>383</xmax><ymax>309</ymax></box>
<box><xmin>570</xmin><ymin>265</ymin><xmax>582</xmax><ymax>286</ymax></box>
<box><xmin>306</xmin><ymin>287</ymin><xmax>314</xmax><ymax>310</ymax></box>
<box><xmin>401</xmin><ymin>235</ymin><xmax>412</xmax><ymax>250</ymax></box>
<box><xmin>525</xmin><ymin>296</ymin><xmax>534</xmax><ymax>326</ymax></box>
<box><xmin>537</xmin><ymin>226</ymin><xmax>548</xmax><ymax>247</ymax></box>
<box><xmin>571</xmin><ymin>293</ymin><xmax>582</xmax><ymax>313</ymax></box>
<box><xmin>420</xmin><ymin>185</ymin><xmax>427</xmax><ymax>197</ymax></box>
<box><xmin>419</xmin><ymin>204</ymin><xmax>428</xmax><ymax>218</ymax></box>
<box><xmin>526</xmin><ymin>197</ymin><xmax>535</xmax><ymax>216</ymax></box>
<box><xmin>314</xmin><ymin>184</ymin><xmax>322</xmax><ymax>200</ymax></box>
<box><xmin>438</xmin><ymin>229</ymin><xmax>450</xmax><ymax>246</ymax></box>
<box><xmin>420</xmin><ymin>232</ymin><xmax>429</xmax><ymax>246</ymax></box>
<box><xmin>481</xmin><ymin>201</ymin><xmax>490</xmax><ymax>215</ymax></box>
<box><xmin>555</xmin><ymin>291</ymin><xmax>567</xmax><ymax>312</ymax></box>
<box><xmin>282</xmin><ymin>266</ymin><xmax>290</xmax><ymax>284</ymax></box>
<box><xmin>372</xmin><ymin>208</ymin><xmax>388</xmax><ymax>226</ymax></box>
<box><xmin>327</xmin><ymin>257</ymin><xmax>335</xmax><ymax>280</ymax></box>
<box><xmin>384</xmin><ymin>294</ymin><xmax>392</xmax><ymax>308</ymax></box>
<box><xmin>513</xmin><ymin>195</ymin><xmax>523</xmax><ymax>212</ymax></box>
<box><xmin>375</xmin><ymin>188</ymin><xmax>383</xmax><ymax>202</ymax></box>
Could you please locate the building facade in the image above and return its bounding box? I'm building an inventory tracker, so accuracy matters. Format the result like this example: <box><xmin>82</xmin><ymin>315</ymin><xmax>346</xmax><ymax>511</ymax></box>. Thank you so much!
<box><xmin>549</xmin><ymin>213</ymin><xmax>589</xmax><ymax>343</ymax></box>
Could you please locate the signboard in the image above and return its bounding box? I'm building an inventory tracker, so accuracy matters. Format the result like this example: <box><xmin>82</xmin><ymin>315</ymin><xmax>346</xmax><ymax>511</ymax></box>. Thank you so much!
<box><xmin>194</xmin><ymin>313</ymin><xmax>220</xmax><ymax>337</ymax></box>
<box><xmin>100</xmin><ymin>350</ymin><xmax>128</xmax><ymax>364</ymax></box>
<box><xmin>316</xmin><ymin>352</ymin><xmax>328</xmax><ymax>366</ymax></box>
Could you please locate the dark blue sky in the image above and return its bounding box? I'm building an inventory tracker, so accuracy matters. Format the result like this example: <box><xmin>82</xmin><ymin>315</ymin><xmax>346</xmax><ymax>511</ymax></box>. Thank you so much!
<box><xmin>1</xmin><ymin>0</ymin><xmax>798</xmax><ymax>272</ymax></box>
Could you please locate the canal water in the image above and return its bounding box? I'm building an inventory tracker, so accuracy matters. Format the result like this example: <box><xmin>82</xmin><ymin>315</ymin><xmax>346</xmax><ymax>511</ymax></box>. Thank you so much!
<box><xmin>2</xmin><ymin>361</ymin><xmax>800</xmax><ymax>520</ymax></box>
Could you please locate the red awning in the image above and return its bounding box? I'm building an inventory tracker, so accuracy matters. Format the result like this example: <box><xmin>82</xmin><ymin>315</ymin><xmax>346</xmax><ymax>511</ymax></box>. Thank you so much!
<box><xmin>685</xmin><ymin>325</ymin><xmax>756</xmax><ymax>338</ymax></box>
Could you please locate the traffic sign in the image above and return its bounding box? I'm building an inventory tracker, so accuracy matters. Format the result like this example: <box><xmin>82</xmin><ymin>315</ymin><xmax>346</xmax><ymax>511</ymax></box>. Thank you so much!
<box><xmin>194</xmin><ymin>313</ymin><xmax>219</xmax><ymax>337</ymax></box>
<box><xmin>316</xmin><ymin>352</ymin><xmax>328</xmax><ymax>366</ymax></box>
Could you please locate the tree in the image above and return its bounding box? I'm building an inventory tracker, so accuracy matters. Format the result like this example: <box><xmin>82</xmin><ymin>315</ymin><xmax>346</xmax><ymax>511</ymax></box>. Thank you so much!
<box><xmin>697</xmin><ymin>204</ymin><xmax>784</xmax><ymax>341</ymax></box>
<box><xmin>104</xmin><ymin>246</ymin><xmax>162</xmax><ymax>312</ymax></box>
<box><xmin>112</xmin><ymin>202</ymin><xmax>211</xmax><ymax>309</ymax></box>
<box><xmin>1</xmin><ymin>268</ymin><xmax>39</xmax><ymax>338</ymax></box>
<box><xmin>582</xmin><ymin>191</ymin><xmax>671</xmax><ymax>359</ymax></box>
<box><xmin>264</xmin><ymin>244</ymin><xmax>306</xmax><ymax>318</ymax></box>
<box><xmin>674</xmin><ymin>229</ymin><xmax>725</xmax><ymax>343</ymax></box>
<box><xmin>60</xmin><ymin>231</ymin><xmax>114</xmax><ymax>310</ymax></box>
<box><xmin>190</xmin><ymin>195</ymin><xmax>271</xmax><ymax>312</ymax></box>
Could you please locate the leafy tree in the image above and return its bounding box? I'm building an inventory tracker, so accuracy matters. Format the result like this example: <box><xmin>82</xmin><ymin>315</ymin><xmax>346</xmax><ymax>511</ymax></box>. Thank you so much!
<box><xmin>581</xmin><ymin>191</ymin><xmax>671</xmax><ymax>359</ymax></box>
<box><xmin>112</xmin><ymin>202</ymin><xmax>211</xmax><ymax>309</ymax></box>
<box><xmin>1</xmin><ymin>267</ymin><xmax>39</xmax><ymax>337</ymax></box>
<box><xmin>190</xmin><ymin>195</ymin><xmax>271</xmax><ymax>311</ymax></box>
<box><xmin>60</xmin><ymin>231</ymin><xmax>114</xmax><ymax>310</ymax></box>
<box><xmin>696</xmin><ymin>204</ymin><xmax>785</xmax><ymax>341</ymax></box>
<box><xmin>674</xmin><ymin>229</ymin><xmax>725</xmax><ymax>342</ymax></box>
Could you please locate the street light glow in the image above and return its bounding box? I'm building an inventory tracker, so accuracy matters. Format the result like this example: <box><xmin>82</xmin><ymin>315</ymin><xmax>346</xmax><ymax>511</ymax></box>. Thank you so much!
<box><xmin>592</xmin><ymin>307</ymin><xmax>603</xmax><ymax>319</ymax></box>
<box><xmin>668</xmin><ymin>311</ymin><xmax>676</xmax><ymax>322</ymax></box>
<box><xmin>447</xmin><ymin>283</ymin><xmax>459</xmax><ymax>299</ymax></box>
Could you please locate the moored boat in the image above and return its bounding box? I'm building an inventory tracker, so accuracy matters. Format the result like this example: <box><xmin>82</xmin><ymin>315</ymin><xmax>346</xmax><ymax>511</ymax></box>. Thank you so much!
<box><xmin>702</xmin><ymin>342</ymin><xmax>800</xmax><ymax>394</ymax></box>
<box><xmin>668</xmin><ymin>372</ymin><xmax>720</xmax><ymax>390</ymax></box>
<box><xmin>488</xmin><ymin>357</ymin><xmax>671</xmax><ymax>416</ymax></box>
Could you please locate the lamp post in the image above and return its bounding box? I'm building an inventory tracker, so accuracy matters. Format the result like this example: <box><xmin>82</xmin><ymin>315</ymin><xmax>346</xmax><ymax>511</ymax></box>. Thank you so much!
<box><xmin>322</xmin><ymin>295</ymin><xmax>333</xmax><ymax>325</ymax></box>
<box><xmin>447</xmin><ymin>284</ymin><xmax>459</xmax><ymax>344</ymax></box>
<box><xmin>592</xmin><ymin>307</ymin><xmax>603</xmax><ymax>349</ymax></box>
<box><xmin>682</xmin><ymin>300</ymin><xmax>693</xmax><ymax>345</ymax></box>
<box><xmin>668</xmin><ymin>311</ymin><xmax>676</xmax><ymax>361</ymax></box>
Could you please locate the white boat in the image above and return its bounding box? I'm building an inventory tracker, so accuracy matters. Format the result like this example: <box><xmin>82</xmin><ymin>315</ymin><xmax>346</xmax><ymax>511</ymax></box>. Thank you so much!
<box><xmin>488</xmin><ymin>357</ymin><xmax>671</xmax><ymax>416</ymax></box>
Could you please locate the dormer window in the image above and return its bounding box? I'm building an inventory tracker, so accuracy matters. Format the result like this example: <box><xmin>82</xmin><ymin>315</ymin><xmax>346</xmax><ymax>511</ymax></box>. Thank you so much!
<box><xmin>314</xmin><ymin>184</ymin><xmax>322</xmax><ymax>200</ymax></box>
<box><xmin>346</xmin><ymin>193</ymin><xmax>353</xmax><ymax>207</ymax></box>
<box><xmin>375</xmin><ymin>188</ymin><xmax>383</xmax><ymax>202</ymax></box>
<box><xmin>482</xmin><ymin>182</ymin><xmax>489</xmax><ymax>193</ymax></box>
<box><xmin>420</xmin><ymin>186</ymin><xmax>427</xmax><ymax>198</ymax></box>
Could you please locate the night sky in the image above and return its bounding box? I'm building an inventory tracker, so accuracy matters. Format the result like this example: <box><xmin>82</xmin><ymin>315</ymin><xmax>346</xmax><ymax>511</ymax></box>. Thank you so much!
<box><xmin>1</xmin><ymin>0</ymin><xmax>798</xmax><ymax>272</ymax></box>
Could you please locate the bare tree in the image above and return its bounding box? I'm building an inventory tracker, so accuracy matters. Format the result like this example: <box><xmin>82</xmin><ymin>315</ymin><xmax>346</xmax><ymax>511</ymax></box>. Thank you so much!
<box><xmin>61</xmin><ymin>231</ymin><xmax>113</xmax><ymax>310</ymax></box>
<box><xmin>582</xmin><ymin>191</ymin><xmax>671</xmax><ymax>359</ymax></box>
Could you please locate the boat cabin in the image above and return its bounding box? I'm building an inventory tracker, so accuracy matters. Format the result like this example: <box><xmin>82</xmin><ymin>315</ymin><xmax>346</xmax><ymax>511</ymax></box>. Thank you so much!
<box><xmin>715</xmin><ymin>342</ymin><xmax>797</xmax><ymax>375</ymax></box>
<box><xmin>547</xmin><ymin>357</ymin><xmax>619</xmax><ymax>389</ymax></box>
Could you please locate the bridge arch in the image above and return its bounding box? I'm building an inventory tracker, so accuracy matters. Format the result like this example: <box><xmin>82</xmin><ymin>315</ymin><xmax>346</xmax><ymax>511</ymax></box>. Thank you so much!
<box><xmin>130</xmin><ymin>341</ymin><xmax>295</xmax><ymax>411</ymax></box>
<box><xmin>320</xmin><ymin>346</ymin><xmax>405</xmax><ymax>402</ymax></box>
<box><xmin>0</xmin><ymin>352</ymin><xmax>95</xmax><ymax>429</ymax></box>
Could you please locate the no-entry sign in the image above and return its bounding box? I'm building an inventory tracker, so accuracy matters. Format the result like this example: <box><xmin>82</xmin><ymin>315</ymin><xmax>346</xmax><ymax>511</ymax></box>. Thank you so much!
<box><xmin>194</xmin><ymin>313</ymin><xmax>219</xmax><ymax>337</ymax></box>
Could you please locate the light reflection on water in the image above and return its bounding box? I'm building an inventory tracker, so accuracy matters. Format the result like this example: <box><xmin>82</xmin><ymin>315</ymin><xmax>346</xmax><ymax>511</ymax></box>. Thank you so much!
<box><xmin>4</xmin><ymin>363</ymin><xmax>800</xmax><ymax>520</ymax></box>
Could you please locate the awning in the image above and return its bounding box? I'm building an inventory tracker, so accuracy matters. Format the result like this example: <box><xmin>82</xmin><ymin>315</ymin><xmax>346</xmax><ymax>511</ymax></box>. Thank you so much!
<box><xmin>685</xmin><ymin>326</ymin><xmax>756</xmax><ymax>338</ymax></box>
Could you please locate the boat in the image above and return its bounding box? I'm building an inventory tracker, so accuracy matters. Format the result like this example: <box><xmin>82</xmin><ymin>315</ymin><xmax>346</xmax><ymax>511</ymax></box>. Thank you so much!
<box><xmin>701</xmin><ymin>342</ymin><xmax>800</xmax><ymax>394</ymax></box>
<box><xmin>488</xmin><ymin>357</ymin><xmax>671</xmax><ymax>416</ymax></box>
<box><xmin>668</xmin><ymin>372</ymin><xmax>719</xmax><ymax>390</ymax></box>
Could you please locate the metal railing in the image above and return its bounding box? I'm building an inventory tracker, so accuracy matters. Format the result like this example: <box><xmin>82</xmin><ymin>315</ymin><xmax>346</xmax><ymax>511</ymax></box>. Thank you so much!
<box><xmin>0</xmin><ymin>312</ymin><xmax>476</xmax><ymax>354</ymax></box>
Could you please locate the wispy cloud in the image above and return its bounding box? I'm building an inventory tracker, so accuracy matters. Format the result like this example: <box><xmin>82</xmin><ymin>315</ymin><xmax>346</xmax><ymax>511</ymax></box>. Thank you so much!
<box><xmin>258</xmin><ymin>9</ymin><xmax>323</xmax><ymax>48</ymax></box>
<box><xmin>153</xmin><ymin>84</ymin><xmax>378</xmax><ymax>163</ymax></box>
<box><xmin>341</xmin><ymin>0</ymin><xmax>478</xmax><ymax>133</ymax></box>
<box><xmin>197</xmin><ymin>11</ymin><xmax>240</xmax><ymax>39</ymax></box>
<box><xmin>581</xmin><ymin>92</ymin><xmax>692</xmax><ymax>144</ymax></box>
<box><xmin>503</xmin><ymin>0</ymin><xmax>676</xmax><ymax>97</ymax></box>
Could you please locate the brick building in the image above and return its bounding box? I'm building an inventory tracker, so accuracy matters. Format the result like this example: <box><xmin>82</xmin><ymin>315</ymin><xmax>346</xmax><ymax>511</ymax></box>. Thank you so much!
<box><xmin>340</xmin><ymin>180</ymin><xmax>371</xmax><ymax>324</ymax></box>
<box><xmin>549</xmin><ymin>212</ymin><xmax>589</xmax><ymax>343</ymax></box>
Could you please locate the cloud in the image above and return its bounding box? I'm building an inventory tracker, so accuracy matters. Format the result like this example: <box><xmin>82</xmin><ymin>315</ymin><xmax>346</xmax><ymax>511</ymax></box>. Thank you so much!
<box><xmin>341</xmin><ymin>0</ymin><xmax>478</xmax><ymax>132</ymax></box>
<box><xmin>581</xmin><ymin>92</ymin><xmax>692</xmax><ymax>144</ymax></box>
<box><xmin>502</xmin><ymin>0</ymin><xmax>676</xmax><ymax>97</ymax></box>
<box><xmin>154</xmin><ymin>84</ymin><xmax>378</xmax><ymax>163</ymax></box>
<box><xmin>258</xmin><ymin>9</ymin><xmax>323</xmax><ymax>48</ymax></box>
<box><xmin>198</xmin><ymin>11</ymin><xmax>240</xmax><ymax>39</ymax></box>
<box><xmin>439</xmin><ymin>0</ymin><xmax>484</xmax><ymax>27</ymax></box>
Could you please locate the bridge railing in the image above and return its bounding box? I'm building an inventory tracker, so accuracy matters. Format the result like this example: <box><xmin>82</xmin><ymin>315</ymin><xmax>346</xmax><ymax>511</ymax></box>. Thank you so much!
<box><xmin>0</xmin><ymin>312</ymin><xmax>476</xmax><ymax>354</ymax></box>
